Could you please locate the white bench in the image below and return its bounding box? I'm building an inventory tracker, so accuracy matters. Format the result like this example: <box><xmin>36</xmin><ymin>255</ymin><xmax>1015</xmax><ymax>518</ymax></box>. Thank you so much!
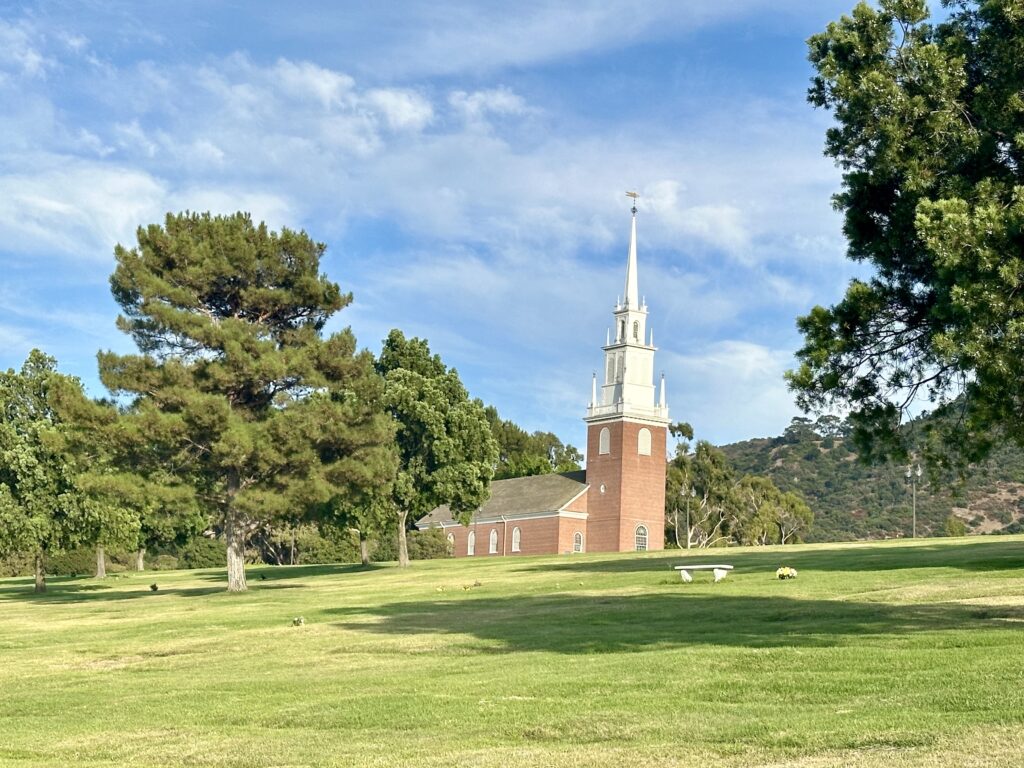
<box><xmin>674</xmin><ymin>564</ymin><xmax>733</xmax><ymax>583</ymax></box>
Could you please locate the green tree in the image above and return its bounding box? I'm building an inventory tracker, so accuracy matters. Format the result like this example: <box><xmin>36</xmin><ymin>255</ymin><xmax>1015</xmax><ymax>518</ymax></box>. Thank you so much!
<box><xmin>375</xmin><ymin>330</ymin><xmax>498</xmax><ymax>567</ymax></box>
<box><xmin>99</xmin><ymin>212</ymin><xmax>396</xmax><ymax>591</ymax></box>
<box><xmin>0</xmin><ymin>351</ymin><xmax>136</xmax><ymax>593</ymax></box>
<box><xmin>688</xmin><ymin>440</ymin><xmax>743</xmax><ymax>548</ymax></box>
<box><xmin>788</xmin><ymin>0</ymin><xmax>1024</xmax><ymax>467</ymax></box>
<box><xmin>736</xmin><ymin>475</ymin><xmax>814</xmax><ymax>545</ymax></box>
<box><xmin>665</xmin><ymin>422</ymin><xmax>696</xmax><ymax>548</ymax></box>
<box><xmin>945</xmin><ymin>514</ymin><xmax>968</xmax><ymax>537</ymax></box>
<box><xmin>484</xmin><ymin>406</ymin><xmax>581</xmax><ymax>479</ymax></box>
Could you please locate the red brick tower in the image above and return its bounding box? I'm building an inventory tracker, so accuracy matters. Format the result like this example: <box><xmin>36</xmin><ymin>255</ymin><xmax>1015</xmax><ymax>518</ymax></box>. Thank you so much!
<box><xmin>583</xmin><ymin>199</ymin><xmax>669</xmax><ymax>552</ymax></box>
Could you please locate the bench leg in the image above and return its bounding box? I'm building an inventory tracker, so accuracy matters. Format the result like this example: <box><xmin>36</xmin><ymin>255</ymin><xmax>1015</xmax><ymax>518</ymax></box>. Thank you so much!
<box><xmin>679</xmin><ymin>569</ymin><xmax>692</xmax><ymax>583</ymax></box>
<box><xmin>713</xmin><ymin>568</ymin><xmax>727</xmax><ymax>583</ymax></box>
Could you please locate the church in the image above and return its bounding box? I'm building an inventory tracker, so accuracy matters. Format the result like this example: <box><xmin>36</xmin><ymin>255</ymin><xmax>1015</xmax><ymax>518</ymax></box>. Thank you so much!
<box><xmin>417</xmin><ymin>203</ymin><xmax>670</xmax><ymax>555</ymax></box>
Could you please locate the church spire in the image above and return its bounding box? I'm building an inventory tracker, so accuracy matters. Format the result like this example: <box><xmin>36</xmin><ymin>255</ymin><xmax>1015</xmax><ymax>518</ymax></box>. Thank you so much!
<box><xmin>623</xmin><ymin>192</ymin><xmax>640</xmax><ymax>308</ymax></box>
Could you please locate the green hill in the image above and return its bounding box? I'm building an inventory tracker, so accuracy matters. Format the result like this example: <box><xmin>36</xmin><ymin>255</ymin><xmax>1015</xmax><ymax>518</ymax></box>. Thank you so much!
<box><xmin>719</xmin><ymin>416</ymin><xmax>1024</xmax><ymax>541</ymax></box>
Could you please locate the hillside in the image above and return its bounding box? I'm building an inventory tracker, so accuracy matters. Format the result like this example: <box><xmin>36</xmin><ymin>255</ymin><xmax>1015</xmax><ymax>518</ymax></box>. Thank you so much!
<box><xmin>719</xmin><ymin>417</ymin><xmax>1024</xmax><ymax>541</ymax></box>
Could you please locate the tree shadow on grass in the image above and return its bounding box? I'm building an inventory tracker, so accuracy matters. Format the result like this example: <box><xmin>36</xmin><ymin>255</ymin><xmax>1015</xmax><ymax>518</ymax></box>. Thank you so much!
<box><xmin>521</xmin><ymin>538</ymin><xmax>1024</xmax><ymax>578</ymax></box>
<box><xmin>191</xmin><ymin>562</ymin><xmax>388</xmax><ymax>584</ymax></box>
<box><xmin>0</xmin><ymin>579</ymin><xmax>302</xmax><ymax>604</ymax></box>
<box><xmin>328</xmin><ymin>592</ymin><xmax>1024</xmax><ymax>653</ymax></box>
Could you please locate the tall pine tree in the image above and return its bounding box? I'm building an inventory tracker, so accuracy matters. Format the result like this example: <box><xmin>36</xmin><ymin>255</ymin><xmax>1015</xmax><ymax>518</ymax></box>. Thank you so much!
<box><xmin>99</xmin><ymin>212</ymin><xmax>396</xmax><ymax>591</ymax></box>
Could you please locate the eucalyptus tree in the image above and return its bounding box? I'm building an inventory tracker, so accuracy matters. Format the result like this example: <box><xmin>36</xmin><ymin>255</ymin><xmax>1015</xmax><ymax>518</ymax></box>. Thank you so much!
<box><xmin>375</xmin><ymin>330</ymin><xmax>497</xmax><ymax>567</ymax></box>
<box><xmin>99</xmin><ymin>212</ymin><xmax>396</xmax><ymax>591</ymax></box>
<box><xmin>789</xmin><ymin>0</ymin><xmax>1024</xmax><ymax>467</ymax></box>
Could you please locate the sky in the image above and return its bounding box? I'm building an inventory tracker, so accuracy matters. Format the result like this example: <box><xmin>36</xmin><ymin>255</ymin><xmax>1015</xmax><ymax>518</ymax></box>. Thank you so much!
<box><xmin>0</xmin><ymin>0</ymin><xmax>889</xmax><ymax>450</ymax></box>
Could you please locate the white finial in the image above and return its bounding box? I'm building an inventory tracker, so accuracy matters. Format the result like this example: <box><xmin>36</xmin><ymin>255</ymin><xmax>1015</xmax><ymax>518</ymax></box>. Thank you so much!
<box><xmin>659</xmin><ymin>373</ymin><xmax>666</xmax><ymax>408</ymax></box>
<box><xmin>606</xmin><ymin>328</ymin><xmax>610</xmax><ymax>345</ymax></box>
<box><xmin>649</xmin><ymin>327</ymin><xmax>654</xmax><ymax>347</ymax></box>
<box><xmin>591</xmin><ymin>373</ymin><xmax>597</xmax><ymax>407</ymax></box>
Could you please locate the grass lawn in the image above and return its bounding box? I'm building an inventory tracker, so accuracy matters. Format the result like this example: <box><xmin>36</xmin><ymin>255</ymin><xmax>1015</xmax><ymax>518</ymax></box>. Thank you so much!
<box><xmin>1</xmin><ymin>536</ymin><xmax>1023</xmax><ymax>767</ymax></box>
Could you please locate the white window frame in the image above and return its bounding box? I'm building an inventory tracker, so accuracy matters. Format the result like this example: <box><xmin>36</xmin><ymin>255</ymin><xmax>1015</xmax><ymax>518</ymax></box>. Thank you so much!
<box><xmin>573</xmin><ymin>531</ymin><xmax>584</xmax><ymax>553</ymax></box>
<box><xmin>511</xmin><ymin>526</ymin><xmax>521</xmax><ymax>552</ymax></box>
<box><xmin>635</xmin><ymin>524</ymin><xmax>649</xmax><ymax>552</ymax></box>
<box><xmin>467</xmin><ymin>530</ymin><xmax>476</xmax><ymax>556</ymax></box>
<box><xmin>599</xmin><ymin>427</ymin><xmax>611</xmax><ymax>455</ymax></box>
<box><xmin>488</xmin><ymin>529</ymin><xmax>498</xmax><ymax>554</ymax></box>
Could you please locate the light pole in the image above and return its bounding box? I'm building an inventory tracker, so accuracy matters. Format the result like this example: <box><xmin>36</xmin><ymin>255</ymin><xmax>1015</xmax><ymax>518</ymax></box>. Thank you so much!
<box><xmin>906</xmin><ymin>463</ymin><xmax>922</xmax><ymax>538</ymax></box>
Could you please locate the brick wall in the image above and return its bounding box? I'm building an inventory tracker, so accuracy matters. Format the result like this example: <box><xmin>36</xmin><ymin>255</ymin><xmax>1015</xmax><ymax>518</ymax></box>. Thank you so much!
<box><xmin>444</xmin><ymin>515</ymin><xmax>565</xmax><ymax>557</ymax></box>
<box><xmin>585</xmin><ymin>418</ymin><xmax>667</xmax><ymax>552</ymax></box>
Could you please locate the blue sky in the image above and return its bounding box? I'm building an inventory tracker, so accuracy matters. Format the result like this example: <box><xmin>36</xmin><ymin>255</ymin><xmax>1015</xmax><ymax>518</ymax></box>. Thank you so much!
<box><xmin>1</xmin><ymin>1</ymin><xmax>892</xmax><ymax>450</ymax></box>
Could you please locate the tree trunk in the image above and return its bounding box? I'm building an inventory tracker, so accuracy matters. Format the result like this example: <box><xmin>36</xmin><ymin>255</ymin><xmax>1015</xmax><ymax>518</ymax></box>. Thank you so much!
<box><xmin>359</xmin><ymin>530</ymin><xmax>369</xmax><ymax>566</ymax></box>
<box><xmin>135</xmin><ymin>547</ymin><xmax>145</xmax><ymax>571</ymax></box>
<box><xmin>225</xmin><ymin>470</ymin><xmax>247</xmax><ymax>592</ymax></box>
<box><xmin>226</xmin><ymin>513</ymin><xmax>248</xmax><ymax>592</ymax></box>
<box><xmin>95</xmin><ymin>545</ymin><xmax>107</xmax><ymax>579</ymax></box>
<box><xmin>673</xmin><ymin>509</ymin><xmax>681</xmax><ymax>549</ymax></box>
<box><xmin>34</xmin><ymin>552</ymin><xmax>46</xmax><ymax>594</ymax></box>
<box><xmin>397</xmin><ymin>510</ymin><xmax>410</xmax><ymax>568</ymax></box>
<box><xmin>290</xmin><ymin>532</ymin><xmax>296</xmax><ymax>566</ymax></box>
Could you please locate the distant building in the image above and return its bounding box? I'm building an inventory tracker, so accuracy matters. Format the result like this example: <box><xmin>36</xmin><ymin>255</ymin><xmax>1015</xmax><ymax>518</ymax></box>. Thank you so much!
<box><xmin>417</xmin><ymin>204</ymin><xmax>669</xmax><ymax>554</ymax></box>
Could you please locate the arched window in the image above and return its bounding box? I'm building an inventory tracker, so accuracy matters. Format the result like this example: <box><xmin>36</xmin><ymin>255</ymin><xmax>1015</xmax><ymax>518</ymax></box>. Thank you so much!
<box><xmin>632</xmin><ymin>320</ymin><xmax>639</xmax><ymax>341</ymax></box>
<box><xmin>638</xmin><ymin>427</ymin><xmax>652</xmax><ymax>456</ymax></box>
<box><xmin>573</xmin><ymin>531</ymin><xmax>584</xmax><ymax>553</ymax></box>
<box><xmin>467</xmin><ymin>531</ymin><xmax>476</xmax><ymax>556</ymax></box>
<box><xmin>618</xmin><ymin>319</ymin><xmax>625</xmax><ymax>341</ymax></box>
<box><xmin>635</xmin><ymin>524</ymin><xmax>649</xmax><ymax>552</ymax></box>
<box><xmin>606</xmin><ymin>355</ymin><xmax>615</xmax><ymax>384</ymax></box>
<box><xmin>488</xmin><ymin>529</ymin><xmax>498</xmax><ymax>554</ymax></box>
<box><xmin>446</xmin><ymin>532</ymin><xmax>455</xmax><ymax>551</ymax></box>
<box><xmin>615</xmin><ymin>353</ymin><xmax>624</xmax><ymax>382</ymax></box>
<box><xmin>511</xmin><ymin>527</ymin><xmax>521</xmax><ymax>552</ymax></box>
<box><xmin>599</xmin><ymin>427</ymin><xmax>611</xmax><ymax>455</ymax></box>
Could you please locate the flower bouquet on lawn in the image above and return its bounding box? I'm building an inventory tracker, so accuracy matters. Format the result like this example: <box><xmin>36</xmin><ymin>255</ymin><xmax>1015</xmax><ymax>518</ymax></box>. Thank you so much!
<box><xmin>776</xmin><ymin>566</ymin><xmax>798</xmax><ymax>580</ymax></box>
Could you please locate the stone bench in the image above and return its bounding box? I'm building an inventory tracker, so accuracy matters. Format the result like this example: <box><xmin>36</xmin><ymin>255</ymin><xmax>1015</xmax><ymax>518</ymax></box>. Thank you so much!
<box><xmin>673</xmin><ymin>564</ymin><xmax>733</xmax><ymax>583</ymax></box>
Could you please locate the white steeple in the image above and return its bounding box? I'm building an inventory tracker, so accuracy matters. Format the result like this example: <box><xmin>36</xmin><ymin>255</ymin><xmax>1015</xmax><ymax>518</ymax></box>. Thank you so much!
<box><xmin>585</xmin><ymin>194</ymin><xmax>669</xmax><ymax>427</ymax></box>
<box><xmin>623</xmin><ymin>206</ymin><xmax>639</xmax><ymax>309</ymax></box>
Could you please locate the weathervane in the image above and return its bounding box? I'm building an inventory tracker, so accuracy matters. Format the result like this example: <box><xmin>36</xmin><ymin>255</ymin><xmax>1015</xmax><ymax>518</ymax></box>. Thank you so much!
<box><xmin>625</xmin><ymin>190</ymin><xmax>639</xmax><ymax>215</ymax></box>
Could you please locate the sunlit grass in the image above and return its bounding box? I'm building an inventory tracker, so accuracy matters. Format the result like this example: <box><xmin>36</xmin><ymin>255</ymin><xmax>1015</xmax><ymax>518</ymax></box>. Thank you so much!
<box><xmin>2</xmin><ymin>536</ymin><xmax>1023</xmax><ymax>767</ymax></box>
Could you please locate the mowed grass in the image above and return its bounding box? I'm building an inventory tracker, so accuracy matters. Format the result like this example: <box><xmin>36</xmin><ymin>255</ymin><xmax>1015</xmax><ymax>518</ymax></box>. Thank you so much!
<box><xmin>2</xmin><ymin>537</ymin><xmax>1024</xmax><ymax>767</ymax></box>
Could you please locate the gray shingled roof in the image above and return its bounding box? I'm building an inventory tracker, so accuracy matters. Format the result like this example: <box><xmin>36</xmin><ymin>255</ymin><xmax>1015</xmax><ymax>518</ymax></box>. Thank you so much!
<box><xmin>417</xmin><ymin>470</ymin><xmax>588</xmax><ymax>527</ymax></box>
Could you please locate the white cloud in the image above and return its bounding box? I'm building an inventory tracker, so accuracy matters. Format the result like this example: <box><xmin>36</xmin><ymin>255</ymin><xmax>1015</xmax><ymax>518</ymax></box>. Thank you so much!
<box><xmin>0</xmin><ymin>158</ymin><xmax>168</xmax><ymax>262</ymax></box>
<box><xmin>270</xmin><ymin>58</ymin><xmax>355</xmax><ymax>109</ymax></box>
<box><xmin>665</xmin><ymin>341</ymin><xmax>800</xmax><ymax>443</ymax></box>
<box><xmin>366</xmin><ymin>89</ymin><xmax>434</xmax><ymax>132</ymax></box>
<box><xmin>449</xmin><ymin>88</ymin><xmax>528</xmax><ymax>123</ymax></box>
<box><xmin>0</xmin><ymin>20</ymin><xmax>50</xmax><ymax>78</ymax></box>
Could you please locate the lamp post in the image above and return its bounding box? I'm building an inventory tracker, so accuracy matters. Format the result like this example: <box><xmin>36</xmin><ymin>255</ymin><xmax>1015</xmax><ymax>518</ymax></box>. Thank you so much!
<box><xmin>906</xmin><ymin>463</ymin><xmax>922</xmax><ymax>538</ymax></box>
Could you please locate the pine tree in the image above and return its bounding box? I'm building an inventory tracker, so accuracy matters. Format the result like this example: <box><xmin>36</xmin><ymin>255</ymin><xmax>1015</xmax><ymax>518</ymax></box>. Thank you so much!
<box><xmin>99</xmin><ymin>212</ymin><xmax>396</xmax><ymax>591</ymax></box>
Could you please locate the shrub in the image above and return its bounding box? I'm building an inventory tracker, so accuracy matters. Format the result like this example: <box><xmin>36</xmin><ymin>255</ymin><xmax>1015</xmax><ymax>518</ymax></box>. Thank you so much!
<box><xmin>373</xmin><ymin>529</ymin><xmax>453</xmax><ymax>562</ymax></box>
<box><xmin>178</xmin><ymin>536</ymin><xmax>224</xmax><ymax>569</ymax></box>
<box><xmin>150</xmin><ymin>554</ymin><xmax>180</xmax><ymax>571</ymax></box>
<box><xmin>407</xmin><ymin>528</ymin><xmax>454</xmax><ymax>560</ymax></box>
<box><xmin>0</xmin><ymin>553</ymin><xmax>32</xmax><ymax>578</ymax></box>
<box><xmin>944</xmin><ymin>516</ymin><xmax>968</xmax><ymax>537</ymax></box>
<box><xmin>46</xmin><ymin>548</ymin><xmax>99</xmax><ymax>577</ymax></box>
<box><xmin>292</xmin><ymin>526</ymin><xmax>359</xmax><ymax>565</ymax></box>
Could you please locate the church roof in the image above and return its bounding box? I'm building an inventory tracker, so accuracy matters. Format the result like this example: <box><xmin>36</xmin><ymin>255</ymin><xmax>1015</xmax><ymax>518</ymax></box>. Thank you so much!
<box><xmin>417</xmin><ymin>470</ymin><xmax>588</xmax><ymax>527</ymax></box>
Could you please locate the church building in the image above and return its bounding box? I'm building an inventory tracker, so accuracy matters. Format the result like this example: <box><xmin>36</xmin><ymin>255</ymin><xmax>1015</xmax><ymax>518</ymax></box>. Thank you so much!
<box><xmin>417</xmin><ymin>202</ymin><xmax>670</xmax><ymax>555</ymax></box>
